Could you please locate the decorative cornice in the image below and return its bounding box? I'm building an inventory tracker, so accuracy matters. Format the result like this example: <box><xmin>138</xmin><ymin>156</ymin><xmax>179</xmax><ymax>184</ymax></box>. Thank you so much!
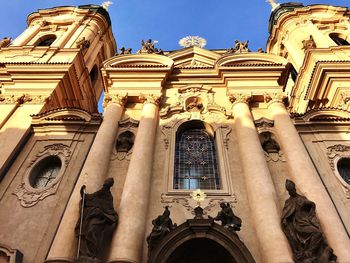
<box><xmin>103</xmin><ymin>93</ymin><xmax>128</xmax><ymax>108</ymax></box>
<box><xmin>139</xmin><ymin>94</ymin><xmax>162</xmax><ymax>106</ymax></box>
<box><xmin>0</xmin><ymin>93</ymin><xmax>48</xmax><ymax>105</ymax></box>
<box><xmin>228</xmin><ymin>93</ymin><xmax>251</xmax><ymax>105</ymax></box>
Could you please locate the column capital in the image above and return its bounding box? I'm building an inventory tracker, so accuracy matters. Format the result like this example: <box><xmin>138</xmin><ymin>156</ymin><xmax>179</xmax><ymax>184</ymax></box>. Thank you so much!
<box><xmin>228</xmin><ymin>93</ymin><xmax>251</xmax><ymax>106</ymax></box>
<box><xmin>139</xmin><ymin>93</ymin><xmax>162</xmax><ymax>106</ymax></box>
<box><xmin>264</xmin><ymin>92</ymin><xmax>287</xmax><ymax>107</ymax></box>
<box><xmin>103</xmin><ymin>93</ymin><xmax>128</xmax><ymax>108</ymax></box>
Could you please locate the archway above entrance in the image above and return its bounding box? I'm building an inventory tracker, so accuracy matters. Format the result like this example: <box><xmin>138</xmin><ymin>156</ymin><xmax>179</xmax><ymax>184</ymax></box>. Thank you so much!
<box><xmin>147</xmin><ymin>219</ymin><xmax>255</xmax><ymax>263</ymax></box>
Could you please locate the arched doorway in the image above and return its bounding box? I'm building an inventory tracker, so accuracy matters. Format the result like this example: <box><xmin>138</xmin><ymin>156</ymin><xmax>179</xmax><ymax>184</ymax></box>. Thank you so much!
<box><xmin>148</xmin><ymin>219</ymin><xmax>255</xmax><ymax>263</ymax></box>
<box><xmin>167</xmin><ymin>238</ymin><xmax>235</xmax><ymax>263</ymax></box>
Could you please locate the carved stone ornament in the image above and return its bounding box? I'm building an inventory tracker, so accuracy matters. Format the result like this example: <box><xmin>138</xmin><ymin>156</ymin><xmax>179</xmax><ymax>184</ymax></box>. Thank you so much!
<box><xmin>228</xmin><ymin>93</ymin><xmax>251</xmax><ymax>105</ymax></box>
<box><xmin>76</xmin><ymin>37</ymin><xmax>90</xmax><ymax>50</ymax></box>
<box><xmin>0</xmin><ymin>243</ymin><xmax>23</xmax><ymax>263</ymax></box>
<box><xmin>302</xmin><ymin>35</ymin><xmax>317</xmax><ymax>52</ymax></box>
<box><xmin>118</xmin><ymin>47</ymin><xmax>132</xmax><ymax>55</ymax></box>
<box><xmin>139</xmin><ymin>94</ymin><xmax>162</xmax><ymax>106</ymax></box>
<box><xmin>13</xmin><ymin>144</ymin><xmax>71</xmax><ymax>207</ymax></box>
<box><xmin>111</xmin><ymin>117</ymin><xmax>139</xmax><ymax>161</ymax></box>
<box><xmin>226</xmin><ymin>40</ymin><xmax>250</xmax><ymax>54</ymax></box>
<box><xmin>254</xmin><ymin>117</ymin><xmax>274</xmax><ymax>130</ymax></box>
<box><xmin>103</xmin><ymin>93</ymin><xmax>128</xmax><ymax>108</ymax></box>
<box><xmin>210</xmin><ymin>202</ymin><xmax>242</xmax><ymax>232</ymax></box>
<box><xmin>327</xmin><ymin>144</ymin><xmax>350</xmax><ymax>198</ymax></box>
<box><xmin>0</xmin><ymin>37</ymin><xmax>12</xmax><ymax>48</ymax></box>
<box><xmin>282</xmin><ymin>179</ymin><xmax>337</xmax><ymax>262</ymax></box>
<box><xmin>339</xmin><ymin>91</ymin><xmax>350</xmax><ymax>110</ymax></box>
<box><xmin>161</xmin><ymin>193</ymin><xmax>237</xmax><ymax>217</ymax></box>
<box><xmin>137</xmin><ymin>39</ymin><xmax>163</xmax><ymax>55</ymax></box>
<box><xmin>264</xmin><ymin>92</ymin><xmax>287</xmax><ymax>105</ymax></box>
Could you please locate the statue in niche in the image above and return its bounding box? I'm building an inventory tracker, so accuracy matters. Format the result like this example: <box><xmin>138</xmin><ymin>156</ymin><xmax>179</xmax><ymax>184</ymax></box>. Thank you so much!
<box><xmin>281</xmin><ymin>179</ymin><xmax>337</xmax><ymax>263</ymax></box>
<box><xmin>302</xmin><ymin>35</ymin><xmax>317</xmax><ymax>51</ymax></box>
<box><xmin>119</xmin><ymin>47</ymin><xmax>132</xmax><ymax>55</ymax></box>
<box><xmin>0</xmin><ymin>37</ymin><xmax>12</xmax><ymax>48</ymax></box>
<box><xmin>210</xmin><ymin>202</ymin><xmax>242</xmax><ymax>232</ymax></box>
<box><xmin>186</xmin><ymin>97</ymin><xmax>203</xmax><ymax>112</ymax></box>
<box><xmin>147</xmin><ymin>206</ymin><xmax>177</xmax><ymax>252</ymax></box>
<box><xmin>75</xmin><ymin>177</ymin><xmax>118</xmax><ymax>262</ymax></box>
<box><xmin>261</xmin><ymin>132</ymin><xmax>280</xmax><ymax>154</ymax></box>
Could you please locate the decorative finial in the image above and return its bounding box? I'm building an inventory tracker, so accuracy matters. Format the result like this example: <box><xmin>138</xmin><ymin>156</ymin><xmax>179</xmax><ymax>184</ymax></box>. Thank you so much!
<box><xmin>102</xmin><ymin>1</ymin><xmax>113</xmax><ymax>10</ymax></box>
<box><xmin>266</xmin><ymin>0</ymin><xmax>280</xmax><ymax>11</ymax></box>
<box><xmin>179</xmin><ymin>36</ymin><xmax>207</xmax><ymax>48</ymax></box>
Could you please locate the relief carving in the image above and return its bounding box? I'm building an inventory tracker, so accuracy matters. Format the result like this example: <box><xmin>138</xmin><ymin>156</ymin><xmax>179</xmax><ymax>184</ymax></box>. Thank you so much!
<box><xmin>103</xmin><ymin>93</ymin><xmax>128</xmax><ymax>108</ymax></box>
<box><xmin>228</xmin><ymin>93</ymin><xmax>251</xmax><ymax>105</ymax></box>
<box><xmin>13</xmin><ymin>144</ymin><xmax>71</xmax><ymax>207</ymax></box>
<box><xmin>221</xmin><ymin>125</ymin><xmax>231</xmax><ymax>150</ymax></box>
<box><xmin>139</xmin><ymin>94</ymin><xmax>162</xmax><ymax>106</ymax></box>
<box><xmin>161</xmin><ymin>193</ymin><xmax>237</xmax><ymax>217</ymax></box>
<box><xmin>326</xmin><ymin>144</ymin><xmax>350</xmax><ymax>198</ymax></box>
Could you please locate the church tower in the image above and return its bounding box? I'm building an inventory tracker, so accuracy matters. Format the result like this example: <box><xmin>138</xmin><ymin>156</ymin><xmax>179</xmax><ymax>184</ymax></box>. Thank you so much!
<box><xmin>0</xmin><ymin>5</ymin><xmax>115</xmax><ymax>263</ymax></box>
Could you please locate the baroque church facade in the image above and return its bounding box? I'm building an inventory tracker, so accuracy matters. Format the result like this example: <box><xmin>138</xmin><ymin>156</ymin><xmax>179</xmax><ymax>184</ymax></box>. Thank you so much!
<box><xmin>0</xmin><ymin>2</ymin><xmax>350</xmax><ymax>263</ymax></box>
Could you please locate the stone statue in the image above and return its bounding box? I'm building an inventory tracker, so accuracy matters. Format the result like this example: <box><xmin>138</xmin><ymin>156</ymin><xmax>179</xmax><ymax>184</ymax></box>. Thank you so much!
<box><xmin>186</xmin><ymin>97</ymin><xmax>203</xmax><ymax>111</ymax></box>
<box><xmin>261</xmin><ymin>132</ymin><xmax>280</xmax><ymax>154</ymax></box>
<box><xmin>76</xmin><ymin>37</ymin><xmax>90</xmax><ymax>50</ymax></box>
<box><xmin>302</xmin><ymin>35</ymin><xmax>317</xmax><ymax>51</ymax></box>
<box><xmin>281</xmin><ymin>179</ymin><xmax>337</xmax><ymax>263</ymax></box>
<box><xmin>147</xmin><ymin>206</ymin><xmax>177</xmax><ymax>252</ymax></box>
<box><xmin>211</xmin><ymin>202</ymin><xmax>242</xmax><ymax>232</ymax></box>
<box><xmin>226</xmin><ymin>40</ymin><xmax>250</xmax><ymax>54</ymax></box>
<box><xmin>0</xmin><ymin>37</ymin><xmax>12</xmax><ymax>48</ymax></box>
<box><xmin>75</xmin><ymin>177</ymin><xmax>118</xmax><ymax>262</ymax></box>
<box><xmin>138</xmin><ymin>39</ymin><xmax>163</xmax><ymax>55</ymax></box>
<box><xmin>119</xmin><ymin>47</ymin><xmax>132</xmax><ymax>55</ymax></box>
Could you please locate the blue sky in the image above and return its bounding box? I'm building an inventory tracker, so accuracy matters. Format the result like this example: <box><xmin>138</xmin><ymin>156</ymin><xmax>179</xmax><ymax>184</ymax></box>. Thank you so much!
<box><xmin>0</xmin><ymin>0</ymin><xmax>349</xmax><ymax>53</ymax></box>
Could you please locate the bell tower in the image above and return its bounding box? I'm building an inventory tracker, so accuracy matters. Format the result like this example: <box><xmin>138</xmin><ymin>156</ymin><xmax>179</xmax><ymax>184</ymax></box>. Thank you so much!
<box><xmin>267</xmin><ymin>3</ymin><xmax>350</xmax><ymax>114</ymax></box>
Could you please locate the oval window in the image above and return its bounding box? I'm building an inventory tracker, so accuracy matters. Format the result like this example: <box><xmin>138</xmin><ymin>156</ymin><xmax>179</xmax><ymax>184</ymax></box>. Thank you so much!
<box><xmin>30</xmin><ymin>156</ymin><xmax>62</xmax><ymax>188</ymax></box>
<box><xmin>337</xmin><ymin>158</ymin><xmax>350</xmax><ymax>185</ymax></box>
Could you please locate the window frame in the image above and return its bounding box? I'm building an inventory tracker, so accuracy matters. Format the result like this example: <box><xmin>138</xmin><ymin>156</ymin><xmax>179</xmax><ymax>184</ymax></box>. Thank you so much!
<box><xmin>163</xmin><ymin>118</ymin><xmax>232</xmax><ymax>195</ymax></box>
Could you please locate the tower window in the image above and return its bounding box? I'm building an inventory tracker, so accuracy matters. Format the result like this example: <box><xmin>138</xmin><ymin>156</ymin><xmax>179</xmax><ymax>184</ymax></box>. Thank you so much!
<box><xmin>174</xmin><ymin>121</ymin><xmax>220</xmax><ymax>190</ymax></box>
<box><xmin>36</xmin><ymin>35</ymin><xmax>57</xmax><ymax>46</ymax></box>
<box><xmin>337</xmin><ymin>158</ymin><xmax>350</xmax><ymax>186</ymax></box>
<box><xmin>30</xmin><ymin>156</ymin><xmax>61</xmax><ymax>188</ymax></box>
<box><xmin>329</xmin><ymin>33</ymin><xmax>349</xmax><ymax>46</ymax></box>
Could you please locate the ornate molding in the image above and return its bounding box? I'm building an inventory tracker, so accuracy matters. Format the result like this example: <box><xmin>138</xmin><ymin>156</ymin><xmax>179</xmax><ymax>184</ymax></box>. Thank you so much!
<box><xmin>111</xmin><ymin>118</ymin><xmax>139</xmax><ymax>161</ymax></box>
<box><xmin>161</xmin><ymin>193</ymin><xmax>237</xmax><ymax>217</ymax></box>
<box><xmin>326</xmin><ymin>144</ymin><xmax>350</xmax><ymax>199</ymax></box>
<box><xmin>0</xmin><ymin>93</ymin><xmax>48</xmax><ymax>105</ymax></box>
<box><xmin>254</xmin><ymin>117</ymin><xmax>274</xmax><ymax>130</ymax></box>
<box><xmin>0</xmin><ymin>243</ymin><xmax>23</xmax><ymax>263</ymax></box>
<box><xmin>103</xmin><ymin>93</ymin><xmax>128</xmax><ymax>108</ymax></box>
<box><xmin>264</xmin><ymin>92</ymin><xmax>287</xmax><ymax>105</ymax></box>
<box><xmin>264</xmin><ymin>151</ymin><xmax>286</xmax><ymax>162</ymax></box>
<box><xmin>220</xmin><ymin>125</ymin><xmax>232</xmax><ymax>150</ymax></box>
<box><xmin>13</xmin><ymin>144</ymin><xmax>71</xmax><ymax>207</ymax></box>
<box><xmin>228</xmin><ymin>93</ymin><xmax>251</xmax><ymax>105</ymax></box>
<box><xmin>339</xmin><ymin>91</ymin><xmax>350</xmax><ymax>110</ymax></box>
<box><xmin>139</xmin><ymin>94</ymin><xmax>162</xmax><ymax>106</ymax></box>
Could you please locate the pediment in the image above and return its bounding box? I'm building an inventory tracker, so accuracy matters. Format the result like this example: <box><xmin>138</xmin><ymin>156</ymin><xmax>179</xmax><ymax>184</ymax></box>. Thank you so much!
<box><xmin>103</xmin><ymin>54</ymin><xmax>174</xmax><ymax>69</ymax></box>
<box><xmin>168</xmin><ymin>46</ymin><xmax>220</xmax><ymax>68</ymax></box>
<box><xmin>216</xmin><ymin>53</ymin><xmax>288</xmax><ymax>67</ymax></box>
<box><xmin>31</xmin><ymin>107</ymin><xmax>93</xmax><ymax>122</ymax></box>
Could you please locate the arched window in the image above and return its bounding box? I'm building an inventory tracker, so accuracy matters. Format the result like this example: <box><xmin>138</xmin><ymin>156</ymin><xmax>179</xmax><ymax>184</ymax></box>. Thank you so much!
<box><xmin>36</xmin><ymin>35</ymin><xmax>57</xmax><ymax>46</ymax></box>
<box><xmin>174</xmin><ymin>121</ymin><xmax>220</xmax><ymax>190</ymax></box>
<box><xmin>337</xmin><ymin>158</ymin><xmax>350</xmax><ymax>186</ymax></box>
<box><xmin>329</xmin><ymin>33</ymin><xmax>349</xmax><ymax>46</ymax></box>
<box><xmin>90</xmin><ymin>64</ymin><xmax>99</xmax><ymax>86</ymax></box>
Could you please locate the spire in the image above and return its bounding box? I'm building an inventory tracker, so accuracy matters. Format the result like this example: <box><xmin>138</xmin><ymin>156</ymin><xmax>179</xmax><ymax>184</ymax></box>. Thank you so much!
<box><xmin>266</xmin><ymin>0</ymin><xmax>280</xmax><ymax>11</ymax></box>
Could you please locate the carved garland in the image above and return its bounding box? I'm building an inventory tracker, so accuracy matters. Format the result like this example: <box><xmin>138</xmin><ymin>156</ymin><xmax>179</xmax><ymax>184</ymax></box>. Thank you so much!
<box><xmin>326</xmin><ymin>144</ymin><xmax>350</xmax><ymax>198</ymax></box>
<box><xmin>13</xmin><ymin>144</ymin><xmax>71</xmax><ymax>207</ymax></box>
<box><xmin>0</xmin><ymin>94</ymin><xmax>49</xmax><ymax>104</ymax></box>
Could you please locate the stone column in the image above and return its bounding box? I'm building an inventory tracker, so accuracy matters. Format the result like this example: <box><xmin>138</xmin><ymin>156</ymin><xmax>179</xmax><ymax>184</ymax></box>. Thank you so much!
<box><xmin>11</xmin><ymin>24</ymin><xmax>41</xmax><ymax>46</ymax></box>
<box><xmin>46</xmin><ymin>93</ymin><xmax>126</xmax><ymax>262</ymax></box>
<box><xmin>108</xmin><ymin>94</ymin><xmax>160</xmax><ymax>263</ymax></box>
<box><xmin>267</xmin><ymin>93</ymin><xmax>350</xmax><ymax>261</ymax></box>
<box><xmin>230</xmin><ymin>94</ymin><xmax>293</xmax><ymax>263</ymax></box>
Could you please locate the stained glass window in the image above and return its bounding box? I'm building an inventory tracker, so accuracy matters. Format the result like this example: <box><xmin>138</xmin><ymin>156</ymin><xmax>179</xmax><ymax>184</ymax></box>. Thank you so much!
<box><xmin>31</xmin><ymin>156</ymin><xmax>61</xmax><ymax>188</ymax></box>
<box><xmin>174</xmin><ymin>123</ymin><xmax>220</xmax><ymax>190</ymax></box>
<box><xmin>337</xmin><ymin>158</ymin><xmax>350</xmax><ymax>186</ymax></box>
